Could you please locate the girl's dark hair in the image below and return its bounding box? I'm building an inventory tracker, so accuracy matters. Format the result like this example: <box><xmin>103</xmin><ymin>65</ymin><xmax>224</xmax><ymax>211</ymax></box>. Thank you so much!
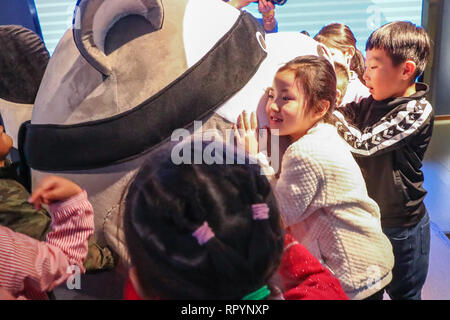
<box><xmin>366</xmin><ymin>21</ymin><xmax>430</xmax><ymax>81</ymax></box>
<box><xmin>314</xmin><ymin>23</ymin><xmax>366</xmax><ymax>83</ymax></box>
<box><xmin>123</xmin><ymin>141</ymin><xmax>284</xmax><ymax>299</ymax></box>
<box><xmin>277</xmin><ymin>55</ymin><xmax>337</xmax><ymax>123</ymax></box>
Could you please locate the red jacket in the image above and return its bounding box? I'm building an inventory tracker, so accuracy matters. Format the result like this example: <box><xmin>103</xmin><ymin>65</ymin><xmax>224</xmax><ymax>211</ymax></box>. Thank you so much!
<box><xmin>280</xmin><ymin>233</ymin><xmax>348</xmax><ymax>300</ymax></box>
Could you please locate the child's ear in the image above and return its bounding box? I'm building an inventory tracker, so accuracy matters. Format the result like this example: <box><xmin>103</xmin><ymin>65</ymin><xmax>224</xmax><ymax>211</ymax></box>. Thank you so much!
<box><xmin>336</xmin><ymin>88</ymin><xmax>343</xmax><ymax>103</ymax></box>
<box><xmin>315</xmin><ymin>100</ymin><xmax>331</xmax><ymax>119</ymax></box>
<box><xmin>402</xmin><ymin>60</ymin><xmax>417</xmax><ymax>80</ymax></box>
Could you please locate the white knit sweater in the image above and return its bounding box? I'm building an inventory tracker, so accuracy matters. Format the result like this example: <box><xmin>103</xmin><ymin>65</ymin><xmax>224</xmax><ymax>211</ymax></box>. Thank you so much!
<box><xmin>257</xmin><ymin>122</ymin><xmax>394</xmax><ymax>300</ymax></box>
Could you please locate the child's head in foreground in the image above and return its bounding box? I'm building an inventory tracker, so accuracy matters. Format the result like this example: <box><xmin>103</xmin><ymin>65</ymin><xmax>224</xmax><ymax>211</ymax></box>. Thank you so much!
<box><xmin>364</xmin><ymin>21</ymin><xmax>431</xmax><ymax>101</ymax></box>
<box><xmin>123</xmin><ymin>142</ymin><xmax>284</xmax><ymax>299</ymax></box>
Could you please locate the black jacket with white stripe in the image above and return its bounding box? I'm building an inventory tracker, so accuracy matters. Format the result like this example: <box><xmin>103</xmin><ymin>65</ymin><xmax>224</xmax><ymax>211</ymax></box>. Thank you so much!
<box><xmin>333</xmin><ymin>83</ymin><xmax>434</xmax><ymax>228</ymax></box>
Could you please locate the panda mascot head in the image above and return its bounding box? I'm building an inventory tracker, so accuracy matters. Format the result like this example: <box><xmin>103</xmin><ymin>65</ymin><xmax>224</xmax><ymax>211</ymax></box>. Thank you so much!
<box><xmin>20</xmin><ymin>0</ymin><xmax>331</xmax><ymax>294</ymax></box>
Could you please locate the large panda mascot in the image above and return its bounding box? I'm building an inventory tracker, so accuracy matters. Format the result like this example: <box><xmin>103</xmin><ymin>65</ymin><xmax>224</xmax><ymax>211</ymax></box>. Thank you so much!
<box><xmin>18</xmin><ymin>0</ymin><xmax>331</xmax><ymax>298</ymax></box>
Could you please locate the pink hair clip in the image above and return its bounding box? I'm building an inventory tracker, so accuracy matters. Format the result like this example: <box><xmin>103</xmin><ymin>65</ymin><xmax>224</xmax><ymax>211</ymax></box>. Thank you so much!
<box><xmin>192</xmin><ymin>221</ymin><xmax>215</xmax><ymax>245</ymax></box>
<box><xmin>252</xmin><ymin>203</ymin><xmax>269</xmax><ymax>220</ymax></box>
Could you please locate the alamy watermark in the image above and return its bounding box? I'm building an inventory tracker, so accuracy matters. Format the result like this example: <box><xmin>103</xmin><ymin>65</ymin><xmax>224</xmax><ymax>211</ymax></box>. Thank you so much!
<box><xmin>66</xmin><ymin>265</ymin><xmax>81</xmax><ymax>290</ymax></box>
<box><xmin>170</xmin><ymin>121</ymin><xmax>280</xmax><ymax>174</ymax></box>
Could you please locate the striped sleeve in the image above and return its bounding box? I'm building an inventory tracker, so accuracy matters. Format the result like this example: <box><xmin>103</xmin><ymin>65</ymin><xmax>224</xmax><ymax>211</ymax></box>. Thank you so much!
<box><xmin>333</xmin><ymin>98</ymin><xmax>433</xmax><ymax>157</ymax></box>
<box><xmin>0</xmin><ymin>191</ymin><xmax>94</xmax><ymax>298</ymax></box>
<box><xmin>47</xmin><ymin>191</ymin><xmax>94</xmax><ymax>271</ymax></box>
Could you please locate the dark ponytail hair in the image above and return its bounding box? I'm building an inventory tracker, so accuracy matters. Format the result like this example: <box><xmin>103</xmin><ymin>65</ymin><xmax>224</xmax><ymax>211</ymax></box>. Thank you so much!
<box><xmin>277</xmin><ymin>55</ymin><xmax>337</xmax><ymax>124</ymax></box>
<box><xmin>314</xmin><ymin>23</ymin><xmax>366</xmax><ymax>83</ymax></box>
<box><xmin>123</xmin><ymin>141</ymin><xmax>284</xmax><ymax>299</ymax></box>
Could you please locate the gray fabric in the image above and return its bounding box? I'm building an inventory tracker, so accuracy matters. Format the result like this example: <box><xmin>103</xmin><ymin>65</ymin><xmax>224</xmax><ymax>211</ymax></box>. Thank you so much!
<box><xmin>33</xmin><ymin>0</ymin><xmax>189</xmax><ymax>125</ymax></box>
<box><xmin>73</xmin><ymin>0</ymin><xmax>164</xmax><ymax>75</ymax></box>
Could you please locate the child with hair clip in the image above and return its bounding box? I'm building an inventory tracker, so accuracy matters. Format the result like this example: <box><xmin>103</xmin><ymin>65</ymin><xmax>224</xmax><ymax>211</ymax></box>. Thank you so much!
<box><xmin>122</xmin><ymin>141</ymin><xmax>347</xmax><ymax>300</ymax></box>
<box><xmin>0</xmin><ymin>175</ymin><xmax>94</xmax><ymax>300</ymax></box>
<box><xmin>314</xmin><ymin>23</ymin><xmax>370</xmax><ymax>106</ymax></box>
<box><xmin>235</xmin><ymin>55</ymin><xmax>394</xmax><ymax>300</ymax></box>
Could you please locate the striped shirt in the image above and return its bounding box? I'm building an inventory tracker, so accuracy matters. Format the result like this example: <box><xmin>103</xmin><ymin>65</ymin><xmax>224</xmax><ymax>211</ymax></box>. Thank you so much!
<box><xmin>0</xmin><ymin>191</ymin><xmax>94</xmax><ymax>299</ymax></box>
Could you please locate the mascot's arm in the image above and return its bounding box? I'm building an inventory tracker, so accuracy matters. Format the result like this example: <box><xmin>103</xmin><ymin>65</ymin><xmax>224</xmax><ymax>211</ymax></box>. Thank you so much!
<box><xmin>0</xmin><ymin>191</ymin><xmax>94</xmax><ymax>299</ymax></box>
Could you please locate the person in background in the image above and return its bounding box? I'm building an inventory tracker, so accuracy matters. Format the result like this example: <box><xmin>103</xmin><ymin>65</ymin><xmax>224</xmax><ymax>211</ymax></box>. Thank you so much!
<box><xmin>333</xmin><ymin>21</ymin><xmax>433</xmax><ymax>300</ymax></box>
<box><xmin>314</xmin><ymin>23</ymin><xmax>370</xmax><ymax>105</ymax></box>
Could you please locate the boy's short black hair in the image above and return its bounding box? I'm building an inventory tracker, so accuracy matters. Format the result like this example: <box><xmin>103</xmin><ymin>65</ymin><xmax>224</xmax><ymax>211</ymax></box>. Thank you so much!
<box><xmin>366</xmin><ymin>21</ymin><xmax>430</xmax><ymax>80</ymax></box>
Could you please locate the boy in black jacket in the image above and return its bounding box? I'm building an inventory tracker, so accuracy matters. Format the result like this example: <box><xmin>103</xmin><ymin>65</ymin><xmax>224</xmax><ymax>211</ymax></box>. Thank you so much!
<box><xmin>333</xmin><ymin>21</ymin><xmax>433</xmax><ymax>300</ymax></box>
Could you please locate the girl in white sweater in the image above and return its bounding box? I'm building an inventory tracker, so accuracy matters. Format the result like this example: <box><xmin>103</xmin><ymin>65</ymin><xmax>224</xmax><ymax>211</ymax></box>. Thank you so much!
<box><xmin>234</xmin><ymin>55</ymin><xmax>394</xmax><ymax>300</ymax></box>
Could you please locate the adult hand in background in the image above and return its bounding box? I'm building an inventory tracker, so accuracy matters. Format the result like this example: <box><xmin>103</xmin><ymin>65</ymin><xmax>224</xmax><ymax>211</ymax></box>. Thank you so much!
<box><xmin>258</xmin><ymin>0</ymin><xmax>275</xmax><ymax>14</ymax></box>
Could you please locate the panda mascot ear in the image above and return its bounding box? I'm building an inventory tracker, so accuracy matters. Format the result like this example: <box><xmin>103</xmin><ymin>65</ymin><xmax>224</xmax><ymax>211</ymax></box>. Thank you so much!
<box><xmin>22</xmin><ymin>1</ymin><xmax>267</xmax><ymax>172</ymax></box>
<box><xmin>73</xmin><ymin>0</ymin><xmax>164</xmax><ymax>76</ymax></box>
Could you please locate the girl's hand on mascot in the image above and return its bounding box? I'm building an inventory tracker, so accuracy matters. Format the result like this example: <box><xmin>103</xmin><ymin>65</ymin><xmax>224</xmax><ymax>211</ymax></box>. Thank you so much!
<box><xmin>234</xmin><ymin>110</ymin><xmax>259</xmax><ymax>155</ymax></box>
<box><xmin>258</xmin><ymin>0</ymin><xmax>275</xmax><ymax>14</ymax></box>
<box><xmin>29</xmin><ymin>176</ymin><xmax>83</xmax><ymax>209</ymax></box>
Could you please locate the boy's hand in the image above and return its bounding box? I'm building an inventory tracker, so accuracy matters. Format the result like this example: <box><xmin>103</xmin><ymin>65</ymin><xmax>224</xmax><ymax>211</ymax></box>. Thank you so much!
<box><xmin>29</xmin><ymin>176</ymin><xmax>83</xmax><ymax>210</ymax></box>
<box><xmin>234</xmin><ymin>111</ymin><xmax>260</xmax><ymax>155</ymax></box>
